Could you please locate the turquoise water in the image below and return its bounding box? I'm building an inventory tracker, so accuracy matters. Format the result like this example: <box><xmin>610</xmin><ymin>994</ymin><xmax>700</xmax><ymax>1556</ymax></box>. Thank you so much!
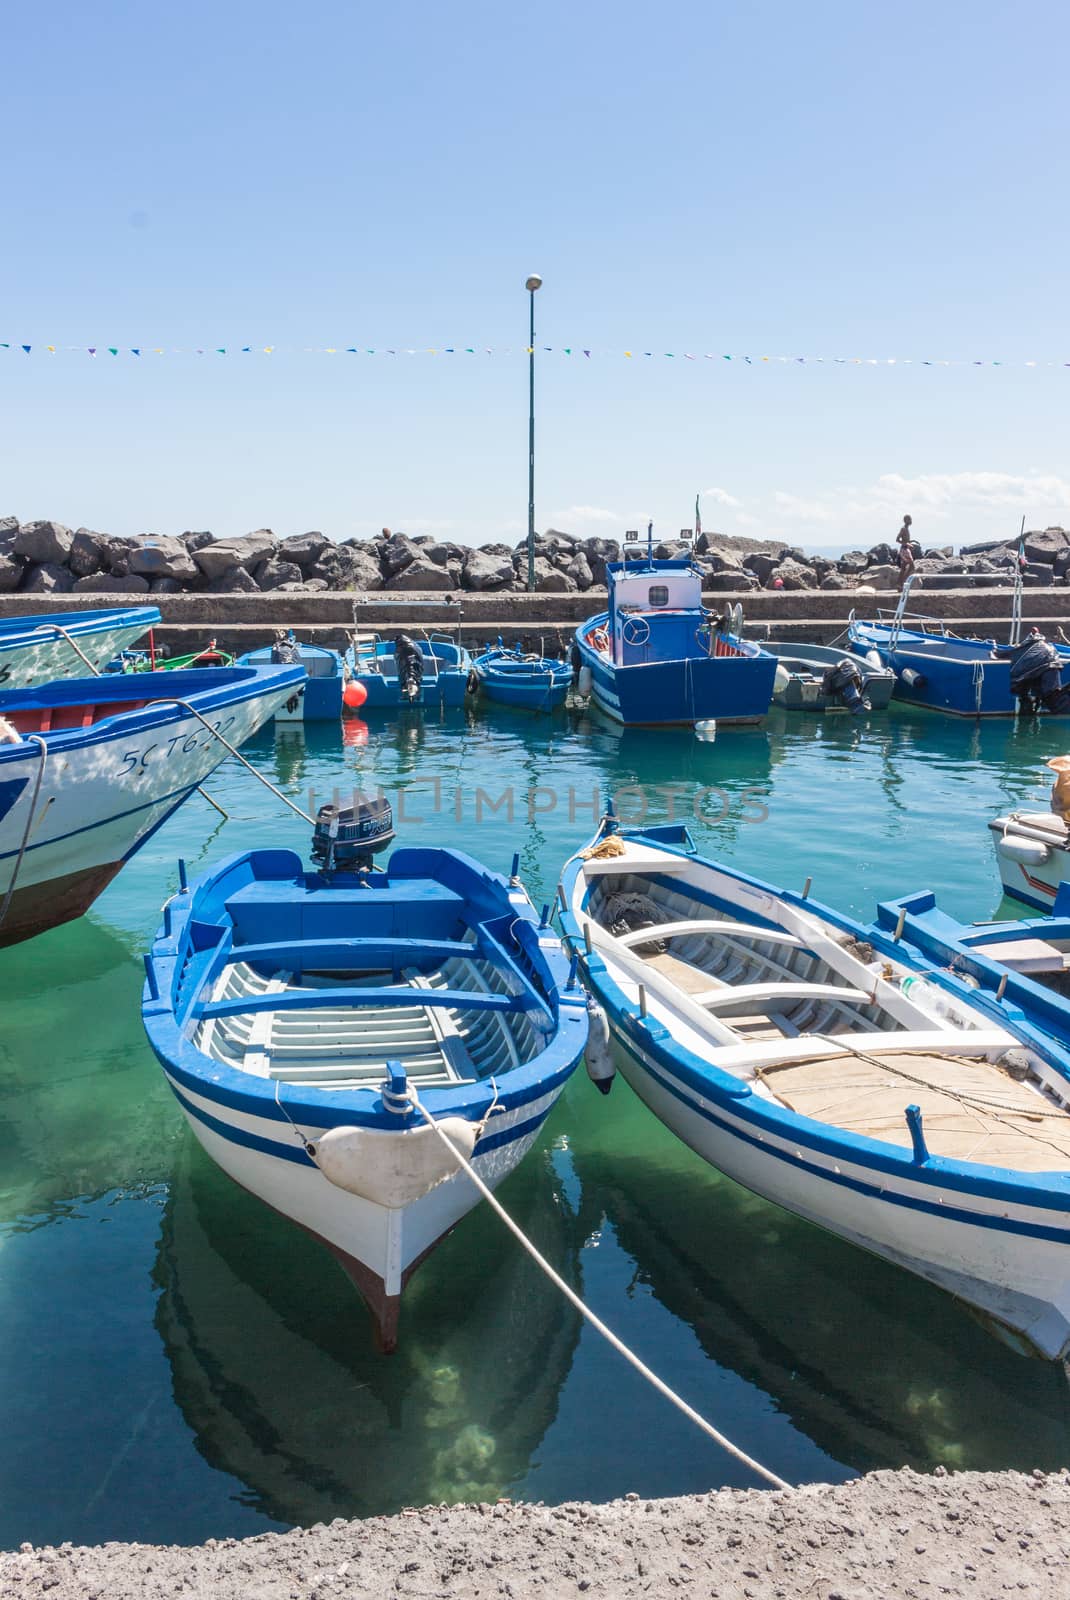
<box><xmin>2</xmin><ymin>702</ymin><xmax>1070</xmax><ymax>1547</ymax></box>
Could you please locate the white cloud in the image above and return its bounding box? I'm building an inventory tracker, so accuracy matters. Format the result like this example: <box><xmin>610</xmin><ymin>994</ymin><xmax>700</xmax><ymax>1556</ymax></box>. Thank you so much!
<box><xmin>550</xmin><ymin>505</ymin><xmax>622</xmax><ymax>527</ymax></box>
<box><xmin>875</xmin><ymin>471</ymin><xmax>1070</xmax><ymax>512</ymax></box>
<box><xmin>702</xmin><ymin>486</ymin><xmax>743</xmax><ymax>509</ymax></box>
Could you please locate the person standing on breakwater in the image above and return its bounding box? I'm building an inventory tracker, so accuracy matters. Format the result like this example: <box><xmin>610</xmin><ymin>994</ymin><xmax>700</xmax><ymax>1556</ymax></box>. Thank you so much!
<box><xmin>896</xmin><ymin>514</ymin><xmax>916</xmax><ymax>590</ymax></box>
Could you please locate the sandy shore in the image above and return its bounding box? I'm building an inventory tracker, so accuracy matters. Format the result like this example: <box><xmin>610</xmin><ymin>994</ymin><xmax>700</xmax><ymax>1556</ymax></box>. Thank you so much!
<box><xmin>2</xmin><ymin>1468</ymin><xmax>1068</xmax><ymax>1599</ymax></box>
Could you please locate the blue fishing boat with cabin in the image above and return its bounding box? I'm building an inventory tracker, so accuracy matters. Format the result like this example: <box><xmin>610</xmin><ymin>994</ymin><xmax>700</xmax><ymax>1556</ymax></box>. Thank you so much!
<box><xmin>571</xmin><ymin>527</ymin><xmax>775</xmax><ymax>727</ymax></box>
<box><xmin>847</xmin><ymin>574</ymin><xmax>1070</xmax><ymax>717</ymax></box>
<box><xmin>471</xmin><ymin>643</ymin><xmax>571</xmax><ymax>712</ymax></box>
<box><xmin>0</xmin><ymin>604</ymin><xmax>160</xmax><ymax>689</ymax></box>
<box><xmin>558</xmin><ymin>814</ymin><xmax>1070</xmax><ymax>1359</ymax></box>
<box><xmin>142</xmin><ymin>799</ymin><xmax>588</xmax><ymax>1350</ymax></box>
<box><xmin>237</xmin><ymin>634</ymin><xmax>343</xmax><ymax>721</ymax></box>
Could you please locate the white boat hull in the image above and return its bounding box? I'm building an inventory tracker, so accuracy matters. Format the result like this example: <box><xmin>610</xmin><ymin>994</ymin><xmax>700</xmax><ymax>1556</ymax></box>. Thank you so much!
<box><xmin>0</xmin><ymin>680</ymin><xmax>295</xmax><ymax>944</ymax></box>
<box><xmin>168</xmin><ymin>1070</ymin><xmax>562</xmax><ymax>1346</ymax></box>
<box><xmin>612</xmin><ymin>1028</ymin><xmax>1070</xmax><ymax>1358</ymax></box>
<box><xmin>990</xmin><ymin>814</ymin><xmax>1070</xmax><ymax>912</ymax></box>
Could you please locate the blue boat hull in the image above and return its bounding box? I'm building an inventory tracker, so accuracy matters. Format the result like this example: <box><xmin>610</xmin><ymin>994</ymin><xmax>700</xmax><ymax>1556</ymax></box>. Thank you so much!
<box><xmin>849</xmin><ymin>622</ymin><xmax>1070</xmax><ymax>717</ymax></box>
<box><xmin>472</xmin><ymin>649</ymin><xmax>570</xmax><ymax>711</ymax></box>
<box><xmin>575</xmin><ymin>621</ymin><xmax>774</xmax><ymax>726</ymax></box>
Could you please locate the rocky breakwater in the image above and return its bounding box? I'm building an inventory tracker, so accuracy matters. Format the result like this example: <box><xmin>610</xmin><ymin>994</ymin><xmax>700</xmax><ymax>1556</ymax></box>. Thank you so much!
<box><xmin>3</xmin><ymin>516</ymin><xmax>1070</xmax><ymax>598</ymax></box>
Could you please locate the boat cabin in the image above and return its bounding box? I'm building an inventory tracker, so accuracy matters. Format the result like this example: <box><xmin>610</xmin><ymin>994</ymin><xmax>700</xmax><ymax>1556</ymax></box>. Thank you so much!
<box><xmin>605</xmin><ymin>559</ymin><xmax>731</xmax><ymax>667</ymax></box>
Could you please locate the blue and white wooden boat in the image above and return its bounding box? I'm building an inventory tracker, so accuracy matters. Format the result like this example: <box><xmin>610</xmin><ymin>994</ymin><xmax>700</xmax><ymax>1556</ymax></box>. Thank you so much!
<box><xmin>238</xmin><ymin>637</ymin><xmax>343</xmax><ymax>721</ymax></box>
<box><xmin>873</xmin><ymin>889</ymin><xmax>1070</xmax><ymax>1059</ymax></box>
<box><xmin>471</xmin><ymin>644</ymin><xmax>570</xmax><ymax>712</ymax></box>
<box><xmin>847</xmin><ymin>577</ymin><xmax>1070</xmax><ymax>718</ymax></box>
<box><xmin>143</xmin><ymin>810</ymin><xmax>588</xmax><ymax>1350</ymax></box>
<box><xmin>559</xmin><ymin>817</ymin><xmax>1070</xmax><ymax>1360</ymax></box>
<box><xmin>344</xmin><ymin>631</ymin><xmax>472</xmax><ymax>709</ymax></box>
<box><xmin>766</xmin><ymin>640</ymin><xmax>895</xmax><ymax>713</ymax></box>
<box><xmin>0</xmin><ymin>662</ymin><xmax>304</xmax><ymax>947</ymax></box>
<box><xmin>572</xmin><ymin>537</ymin><xmax>775</xmax><ymax>727</ymax></box>
<box><xmin>0</xmin><ymin>604</ymin><xmax>160</xmax><ymax>690</ymax></box>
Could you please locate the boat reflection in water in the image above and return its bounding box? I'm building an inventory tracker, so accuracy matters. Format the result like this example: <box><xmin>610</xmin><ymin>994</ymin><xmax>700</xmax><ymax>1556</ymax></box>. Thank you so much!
<box><xmin>153</xmin><ymin>1135</ymin><xmax>583</xmax><ymax>1525</ymax></box>
<box><xmin>569</xmin><ymin>1102</ymin><xmax>1070</xmax><ymax>1476</ymax></box>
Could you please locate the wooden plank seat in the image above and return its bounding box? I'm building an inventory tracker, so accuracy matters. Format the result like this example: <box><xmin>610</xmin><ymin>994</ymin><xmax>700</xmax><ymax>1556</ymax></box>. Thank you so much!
<box><xmin>695</xmin><ymin>981</ymin><xmax>873</xmax><ymax>1013</ymax></box>
<box><xmin>227</xmin><ymin>937</ymin><xmax>479</xmax><ymax>973</ymax></box>
<box><xmin>198</xmin><ymin>985</ymin><xmax>522</xmax><ymax>1022</ymax></box>
<box><xmin>614</xmin><ymin>919</ymin><xmax>803</xmax><ymax>950</ymax></box>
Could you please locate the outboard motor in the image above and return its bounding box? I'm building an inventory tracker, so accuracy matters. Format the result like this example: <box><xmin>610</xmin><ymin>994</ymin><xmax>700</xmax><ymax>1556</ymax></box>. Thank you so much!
<box><xmin>1009</xmin><ymin>635</ymin><xmax>1070</xmax><ymax>714</ymax></box>
<box><xmin>270</xmin><ymin>628</ymin><xmax>301</xmax><ymax>666</ymax></box>
<box><xmin>394</xmin><ymin>633</ymin><xmax>424</xmax><ymax>701</ymax></box>
<box><xmin>311</xmin><ymin>794</ymin><xmax>395</xmax><ymax>878</ymax></box>
<box><xmin>820</xmin><ymin>657</ymin><xmax>870</xmax><ymax>715</ymax></box>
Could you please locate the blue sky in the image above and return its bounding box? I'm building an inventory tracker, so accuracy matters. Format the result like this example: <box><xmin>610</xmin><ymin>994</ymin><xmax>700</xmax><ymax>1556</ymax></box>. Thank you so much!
<box><xmin>3</xmin><ymin>0</ymin><xmax>1069</xmax><ymax>553</ymax></box>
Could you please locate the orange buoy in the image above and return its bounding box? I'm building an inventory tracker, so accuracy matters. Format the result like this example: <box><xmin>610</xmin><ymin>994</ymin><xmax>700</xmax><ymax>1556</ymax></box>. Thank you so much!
<box><xmin>343</xmin><ymin>680</ymin><xmax>368</xmax><ymax>709</ymax></box>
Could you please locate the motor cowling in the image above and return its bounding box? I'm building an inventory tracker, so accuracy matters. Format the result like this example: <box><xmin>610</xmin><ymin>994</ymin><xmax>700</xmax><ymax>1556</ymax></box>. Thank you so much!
<box><xmin>821</xmin><ymin>657</ymin><xmax>869</xmax><ymax>714</ymax></box>
<box><xmin>395</xmin><ymin>634</ymin><xmax>425</xmax><ymax>700</ymax></box>
<box><xmin>1009</xmin><ymin>638</ymin><xmax>1069</xmax><ymax>713</ymax></box>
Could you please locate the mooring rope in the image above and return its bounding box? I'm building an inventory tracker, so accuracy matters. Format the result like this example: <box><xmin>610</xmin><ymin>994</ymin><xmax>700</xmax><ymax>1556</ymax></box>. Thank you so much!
<box><xmin>143</xmin><ymin>697</ymin><xmax>314</xmax><ymax>824</ymax></box>
<box><xmin>29</xmin><ymin>622</ymin><xmax>101</xmax><ymax>676</ymax></box>
<box><xmin>0</xmin><ymin>736</ymin><xmax>49</xmax><ymax>933</ymax></box>
<box><xmin>405</xmin><ymin>1085</ymin><xmax>790</xmax><ymax>1491</ymax></box>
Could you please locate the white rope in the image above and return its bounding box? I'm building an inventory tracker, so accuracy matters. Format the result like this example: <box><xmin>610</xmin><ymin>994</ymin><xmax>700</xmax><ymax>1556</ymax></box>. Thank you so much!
<box><xmin>29</xmin><ymin>622</ymin><xmax>101</xmax><ymax>675</ymax></box>
<box><xmin>0</xmin><ymin>736</ymin><xmax>48</xmax><ymax>932</ymax></box>
<box><xmin>143</xmin><ymin>697</ymin><xmax>314</xmax><ymax>823</ymax></box>
<box><xmin>406</xmin><ymin>1085</ymin><xmax>790</xmax><ymax>1491</ymax></box>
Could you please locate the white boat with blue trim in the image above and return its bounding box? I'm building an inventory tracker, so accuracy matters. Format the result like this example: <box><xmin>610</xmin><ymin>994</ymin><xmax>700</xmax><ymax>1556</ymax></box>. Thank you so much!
<box><xmin>0</xmin><ymin>604</ymin><xmax>160</xmax><ymax>689</ymax></box>
<box><xmin>0</xmin><ymin>662</ymin><xmax>304</xmax><ymax>946</ymax></box>
<box><xmin>142</xmin><ymin>806</ymin><xmax>588</xmax><ymax>1350</ymax></box>
<box><xmin>559</xmin><ymin>818</ymin><xmax>1070</xmax><ymax>1360</ymax></box>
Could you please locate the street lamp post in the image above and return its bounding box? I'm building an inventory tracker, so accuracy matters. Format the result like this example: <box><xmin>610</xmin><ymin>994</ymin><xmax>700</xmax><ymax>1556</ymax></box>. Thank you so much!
<box><xmin>525</xmin><ymin>274</ymin><xmax>542</xmax><ymax>591</ymax></box>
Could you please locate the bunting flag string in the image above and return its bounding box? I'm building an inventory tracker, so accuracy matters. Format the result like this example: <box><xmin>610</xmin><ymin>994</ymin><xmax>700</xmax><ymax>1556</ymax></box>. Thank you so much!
<box><xmin>2</xmin><ymin>341</ymin><xmax>1069</xmax><ymax>368</ymax></box>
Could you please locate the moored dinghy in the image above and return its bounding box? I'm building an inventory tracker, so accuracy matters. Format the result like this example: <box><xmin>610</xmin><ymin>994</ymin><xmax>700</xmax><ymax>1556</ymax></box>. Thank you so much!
<box><xmin>766</xmin><ymin>640</ymin><xmax>895</xmax><ymax>713</ymax></box>
<box><xmin>143</xmin><ymin>801</ymin><xmax>588</xmax><ymax>1350</ymax></box>
<box><xmin>558</xmin><ymin>817</ymin><xmax>1070</xmax><ymax>1360</ymax></box>
<box><xmin>472</xmin><ymin>643</ymin><xmax>571</xmax><ymax>712</ymax></box>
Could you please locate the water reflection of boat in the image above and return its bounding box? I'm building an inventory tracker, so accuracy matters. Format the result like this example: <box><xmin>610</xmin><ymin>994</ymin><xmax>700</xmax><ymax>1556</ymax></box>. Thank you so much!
<box><xmin>153</xmin><ymin>1135</ymin><xmax>583</xmax><ymax>1525</ymax></box>
<box><xmin>573</xmin><ymin>1116</ymin><xmax>1070</xmax><ymax>1473</ymax></box>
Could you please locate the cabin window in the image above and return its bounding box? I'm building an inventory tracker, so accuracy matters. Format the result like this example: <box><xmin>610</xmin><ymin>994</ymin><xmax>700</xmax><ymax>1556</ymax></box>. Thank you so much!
<box><xmin>647</xmin><ymin>585</ymin><xmax>670</xmax><ymax>608</ymax></box>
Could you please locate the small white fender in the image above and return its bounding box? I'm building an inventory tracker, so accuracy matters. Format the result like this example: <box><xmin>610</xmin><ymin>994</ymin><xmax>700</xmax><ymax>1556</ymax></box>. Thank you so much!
<box><xmin>584</xmin><ymin>997</ymin><xmax>616</xmax><ymax>1095</ymax></box>
<box><xmin>998</xmin><ymin>837</ymin><xmax>1052</xmax><ymax>867</ymax></box>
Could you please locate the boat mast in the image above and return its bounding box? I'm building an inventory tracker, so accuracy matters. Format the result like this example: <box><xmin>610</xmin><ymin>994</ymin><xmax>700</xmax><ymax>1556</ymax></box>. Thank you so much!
<box><xmin>1010</xmin><ymin>515</ymin><xmax>1026</xmax><ymax>647</ymax></box>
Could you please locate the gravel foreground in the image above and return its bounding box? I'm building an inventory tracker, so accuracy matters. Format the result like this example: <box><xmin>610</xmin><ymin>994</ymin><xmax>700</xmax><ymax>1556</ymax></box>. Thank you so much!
<box><xmin>2</xmin><ymin>1469</ymin><xmax>1068</xmax><ymax>1600</ymax></box>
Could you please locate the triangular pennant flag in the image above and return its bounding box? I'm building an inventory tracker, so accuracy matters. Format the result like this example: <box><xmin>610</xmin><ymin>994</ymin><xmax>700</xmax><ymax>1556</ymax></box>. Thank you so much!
<box><xmin>563</xmin><ymin>347</ymin><xmax>572</xmax><ymax>354</ymax></box>
<box><xmin>47</xmin><ymin>345</ymin><xmax>56</xmax><ymax>353</ymax></box>
<box><xmin>216</xmin><ymin>347</ymin><xmax>226</xmax><ymax>354</ymax></box>
<box><xmin>108</xmin><ymin>347</ymin><xmax>118</xmax><ymax>355</ymax></box>
<box><xmin>131</xmin><ymin>347</ymin><xmax>141</xmax><ymax>356</ymax></box>
<box><xmin>88</xmin><ymin>347</ymin><xmax>97</xmax><ymax>355</ymax></box>
<box><xmin>583</xmin><ymin>349</ymin><xmax>590</xmax><ymax>357</ymax></box>
<box><xmin>241</xmin><ymin>346</ymin><xmax>251</xmax><ymax>352</ymax></box>
<box><xmin>21</xmin><ymin>345</ymin><xmax>30</xmax><ymax>353</ymax></box>
<box><xmin>346</xmin><ymin>347</ymin><xmax>357</xmax><ymax>353</ymax></box>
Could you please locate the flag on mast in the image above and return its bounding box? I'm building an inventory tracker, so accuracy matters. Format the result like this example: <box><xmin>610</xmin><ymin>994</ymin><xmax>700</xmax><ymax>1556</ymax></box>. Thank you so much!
<box><xmin>695</xmin><ymin>493</ymin><xmax>701</xmax><ymax>542</ymax></box>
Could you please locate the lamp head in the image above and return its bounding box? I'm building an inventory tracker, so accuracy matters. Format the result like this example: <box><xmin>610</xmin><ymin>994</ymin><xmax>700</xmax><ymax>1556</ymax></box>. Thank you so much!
<box><xmin>525</xmin><ymin>274</ymin><xmax>543</xmax><ymax>292</ymax></box>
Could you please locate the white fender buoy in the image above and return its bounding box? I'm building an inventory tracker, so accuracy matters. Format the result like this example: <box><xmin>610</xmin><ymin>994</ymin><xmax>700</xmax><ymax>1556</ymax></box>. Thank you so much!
<box><xmin>694</xmin><ymin>719</ymin><xmax>717</xmax><ymax>742</ymax></box>
<box><xmin>865</xmin><ymin>650</ymin><xmax>883</xmax><ymax>670</ymax></box>
<box><xmin>584</xmin><ymin>996</ymin><xmax>616</xmax><ymax>1095</ymax></box>
<box><xmin>577</xmin><ymin>664</ymin><xmax>593</xmax><ymax>697</ymax></box>
<box><xmin>998</xmin><ymin>836</ymin><xmax>1052</xmax><ymax>867</ymax></box>
<box><xmin>313</xmin><ymin>1117</ymin><xmax>479</xmax><ymax>1208</ymax></box>
<box><xmin>773</xmin><ymin>663</ymin><xmax>791</xmax><ymax>694</ymax></box>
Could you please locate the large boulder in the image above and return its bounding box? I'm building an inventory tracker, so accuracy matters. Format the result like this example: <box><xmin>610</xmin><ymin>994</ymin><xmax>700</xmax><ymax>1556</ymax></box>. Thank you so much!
<box><xmin>864</xmin><ymin>564</ymin><xmax>900</xmax><ymax>588</ymax></box>
<box><xmin>15</xmin><ymin>520</ymin><xmax>73</xmax><ymax>565</ymax></box>
<box><xmin>311</xmin><ymin>545</ymin><xmax>383</xmax><ymax>591</ymax></box>
<box><xmin>193</xmin><ymin>532</ymin><xmax>276</xmax><ymax>581</ymax></box>
<box><xmin>211</xmin><ymin>564</ymin><xmax>260</xmax><ymax>594</ymax></box>
<box><xmin>866</xmin><ymin>542</ymin><xmax>896</xmax><ymax>567</ymax></box>
<box><xmin>420</xmin><ymin>541</ymin><xmax>465</xmax><ymax>569</ymax></box>
<box><xmin>254</xmin><ymin>558</ymin><xmax>305</xmax><ymax>591</ymax></box>
<box><xmin>72</xmin><ymin>573</ymin><xmax>151</xmax><ymax>594</ymax></box>
<box><xmin>1024</xmin><ymin>527</ymin><xmax>1070</xmax><ymax>564</ymax></box>
<box><xmin>767</xmin><ymin>558</ymin><xmax>816</xmax><ymax>590</ymax></box>
<box><xmin>129</xmin><ymin>536</ymin><xmax>199</xmax><ymax>582</ymax></box>
<box><xmin>181</xmin><ymin>530</ymin><xmax>215</xmax><ymax>553</ymax></box>
<box><xmin>462</xmin><ymin>550</ymin><xmax>514</xmax><ymax>591</ymax></box>
<box><xmin>1053</xmin><ymin>548</ymin><xmax>1070</xmax><ymax>581</ymax></box>
<box><xmin>702</xmin><ymin>570</ymin><xmax>758</xmax><ymax>592</ymax></box>
<box><xmin>68</xmin><ymin>528</ymin><xmax>107</xmax><ymax>578</ymax></box>
<box><xmin>277</xmin><ymin>532</ymin><xmax>329</xmax><ymax>569</ymax></box>
<box><xmin>820</xmin><ymin>572</ymin><xmax>848</xmax><ymax>590</ymax></box>
<box><xmin>532</xmin><ymin>556</ymin><xmax>577</xmax><ymax>593</ymax></box>
<box><xmin>389</xmin><ymin>558</ymin><xmax>455</xmax><ymax>591</ymax></box>
<box><xmin>98</xmin><ymin>535</ymin><xmax>140</xmax><ymax>576</ymax></box>
<box><xmin>380</xmin><ymin>533</ymin><xmax>421</xmax><ymax>578</ymax></box>
<box><xmin>746</xmin><ymin>552</ymin><xmax>782</xmax><ymax>585</ymax></box>
<box><xmin>21</xmin><ymin>562</ymin><xmax>75</xmax><ymax>593</ymax></box>
<box><xmin>0</xmin><ymin>515</ymin><xmax>18</xmax><ymax>543</ymax></box>
<box><xmin>703</xmin><ymin>547</ymin><xmax>746</xmax><ymax>575</ymax></box>
<box><xmin>837</xmin><ymin>550</ymin><xmax>869</xmax><ymax>574</ymax></box>
<box><xmin>583</xmin><ymin>537</ymin><xmax>620</xmax><ymax>586</ymax></box>
<box><xmin>568</xmin><ymin>552</ymin><xmax>594</xmax><ymax>591</ymax></box>
<box><xmin>149</xmin><ymin>577</ymin><xmax>183</xmax><ymax>594</ymax></box>
<box><xmin>0</xmin><ymin>556</ymin><xmax>22</xmax><ymax>592</ymax></box>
